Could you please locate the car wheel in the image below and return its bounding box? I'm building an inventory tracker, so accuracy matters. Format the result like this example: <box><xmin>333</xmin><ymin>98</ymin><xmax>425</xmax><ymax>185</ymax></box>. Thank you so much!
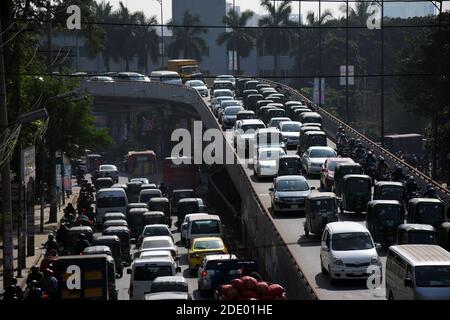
<box><xmin>388</xmin><ymin>291</ymin><xmax>394</xmax><ymax>300</ymax></box>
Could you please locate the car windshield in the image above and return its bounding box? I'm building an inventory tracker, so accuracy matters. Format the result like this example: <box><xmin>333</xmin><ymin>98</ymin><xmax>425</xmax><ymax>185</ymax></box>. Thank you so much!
<box><xmin>380</xmin><ymin>187</ymin><xmax>403</xmax><ymax>200</ymax></box>
<box><xmin>415</xmin><ymin>266</ymin><xmax>450</xmax><ymax>287</ymax></box>
<box><xmin>143</xmin><ymin>239</ymin><xmax>172</xmax><ymax>249</ymax></box>
<box><xmin>309</xmin><ymin>149</ymin><xmax>336</xmax><ymax>158</ymax></box>
<box><xmin>277</xmin><ymin>179</ymin><xmax>309</xmax><ymax>191</ymax></box>
<box><xmin>97</xmin><ymin>196</ymin><xmax>126</xmax><ymax>208</ymax></box>
<box><xmin>331</xmin><ymin>232</ymin><xmax>374</xmax><ymax>251</ymax></box>
<box><xmin>100</xmin><ymin>165</ymin><xmax>116</xmax><ymax>171</ymax></box>
<box><xmin>281</xmin><ymin>123</ymin><xmax>301</xmax><ymax>132</ymax></box>
<box><xmin>181</xmin><ymin>65</ymin><xmax>200</xmax><ymax>74</ymax></box>
<box><xmin>215</xmin><ymin>91</ymin><xmax>232</xmax><ymax>98</ymax></box>
<box><xmin>144</xmin><ymin>227</ymin><xmax>170</xmax><ymax>237</ymax></box>
<box><xmin>225</xmin><ymin>107</ymin><xmax>243</xmax><ymax>115</ymax></box>
<box><xmin>190</xmin><ymin>220</ymin><xmax>221</xmax><ymax>235</ymax></box>
<box><xmin>241</xmin><ymin>124</ymin><xmax>265</xmax><ymax>132</ymax></box>
<box><xmin>188</xmin><ymin>80</ymin><xmax>204</xmax><ymax>87</ymax></box>
<box><xmin>347</xmin><ymin>178</ymin><xmax>370</xmax><ymax>192</ymax></box>
<box><xmin>309</xmin><ymin>135</ymin><xmax>326</xmax><ymax>145</ymax></box>
<box><xmin>258</xmin><ymin>150</ymin><xmax>285</xmax><ymax>160</ymax></box>
<box><xmin>312</xmin><ymin>199</ymin><xmax>335</xmax><ymax>211</ymax></box>
<box><xmin>222</xmin><ymin>101</ymin><xmax>240</xmax><ymax>108</ymax></box>
<box><xmin>134</xmin><ymin>266</ymin><xmax>172</xmax><ymax>281</ymax></box>
<box><xmin>417</xmin><ymin>204</ymin><xmax>444</xmax><ymax>225</ymax></box>
<box><xmin>193</xmin><ymin>239</ymin><xmax>223</xmax><ymax>250</ymax></box>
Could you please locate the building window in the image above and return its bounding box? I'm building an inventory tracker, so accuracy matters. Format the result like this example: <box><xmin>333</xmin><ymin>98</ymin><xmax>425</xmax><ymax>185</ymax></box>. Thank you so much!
<box><xmin>79</xmin><ymin>44</ymin><xmax>90</xmax><ymax>58</ymax></box>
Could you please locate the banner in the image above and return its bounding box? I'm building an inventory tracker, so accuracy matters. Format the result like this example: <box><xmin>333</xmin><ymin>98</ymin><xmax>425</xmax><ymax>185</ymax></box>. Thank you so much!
<box><xmin>313</xmin><ymin>78</ymin><xmax>325</xmax><ymax>105</ymax></box>
<box><xmin>20</xmin><ymin>146</ymin><xmax>36</xmax><ymax>185</ymax></box>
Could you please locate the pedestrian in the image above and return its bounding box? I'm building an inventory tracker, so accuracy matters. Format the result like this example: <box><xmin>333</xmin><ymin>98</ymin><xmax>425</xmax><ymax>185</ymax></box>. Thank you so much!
<box><xmin>24</xmin><ymin>280</ymin><xmax>43</xmax><ymax>301</ymax></box>
<box><xmin>40</xmin><ymin>268</ymin><xmax>59</xmax><ymax>300</ymax></box>
<box><xmin>26</xmin><ymin>265</ymin><xmax>43</xmax><ymax>285</ymax></box>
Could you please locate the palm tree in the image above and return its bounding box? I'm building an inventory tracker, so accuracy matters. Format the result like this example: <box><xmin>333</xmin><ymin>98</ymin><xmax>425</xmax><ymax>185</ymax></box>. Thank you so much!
<box><xmin>167</xmin><ymin>10</ymin><xmax>208</xmax><ymax>61</ymax></box>
<box><xmin>135</xmin><ymin>12</ymin><xmax>160</xmax><ymax>74</ymax></box>
<box><xmin>339</xmin><ymin>0</ymin><xmax>373</xmax><ymax>26</ymax></box>
<box><xmin>258</xmin><ymin>0</ymin><xmax>296</xmax><ymax>77</ymax></box>
<box><xmin>93</xmin><ymin>1</ymin><xmax>116</xmax><ymax>71</ymax></box>
<box><xmin>305</xmin><ymin>9</ymin><xmax>334</xmax><ymax>26</ymax></box>
<box><xmin>217</xmin><ymin>9</ymin><xmax>255</xmax><ymax>75</ymax></box>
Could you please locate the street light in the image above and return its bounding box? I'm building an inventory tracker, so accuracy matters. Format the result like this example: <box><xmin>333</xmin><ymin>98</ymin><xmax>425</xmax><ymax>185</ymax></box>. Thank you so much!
<box><xmin>154</xmin><ymin>0</ymin><xmax>164</xmax><ymax>69</ymax></box>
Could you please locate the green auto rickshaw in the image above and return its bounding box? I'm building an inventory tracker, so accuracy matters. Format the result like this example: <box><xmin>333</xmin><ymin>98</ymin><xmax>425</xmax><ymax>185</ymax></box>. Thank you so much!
<box><xmin>67</xmin><ymin>226</ymin><xmax>93</xmax><ymax>255</ymax></box>
<box><xmin>439</xmin><ymin>222</ymin><xmax>450</xmax><ymax>251</ymax></box>
<box><xmin>373</xmin><ymin>181</ymin><xmax>405</xmax><ymax>205</ymax></box>
<box><xmin>304</xmin><ymin>192</ymin><xmax>338</xmax><ymax>236</ymax></box>
<box><xmin>127</xmin><ymin>208</ymin><xmax>148</xmax><ymax>239</ymax></box>
<box><xmin>406</xmin><ymin>198</ymin><xmax>446</xmax><ymax>228</ymax></box>
<box><xmin>143</xmin><ymin>211</ymin><xmax>166</xmax><ymax>226</ymax></box>
<box><xmin>102</xmin><ymin>226</ymin><xmax>131</xmax><ymax>265</ymax></box>
<box><xmin>176</xmin><ymin>198</ymin><xmax>207</xmax><ymax>230</ymax></box>
<box><xmin>366</xmin><ymin>200</ymin><xmax>405</xmax><ymax>246</ymax></box>
<box><xmin>297</xmin><ymin>131</ymin><xmax>327</xmax><ymax>156</ymax></box>
<box><xmin>340</xmin><ymin>174</ymin><xmax>371</xmax><ymax>214</ymax></box>
<box><xmin>103</xmin><ymin>212</ymin><xmax>127</xmax><ymax>223</ymax></box>
<box><xmin>148</xmin><ymin>197</ymin><xmax>171</xmax><ymax>227</ymax></box>
<box><xmin>93</xmin><ymin>235</ymin><xmax>123</xmax><ymax>277</ymax></box>
<box><xmin>103</xmin><ymin>219</ymin><xmax>129</xmax><ymax>231</ymax></box>
<box><xmin>396</xmin><ymin>223</ymin><xmax>438</xmax><ymax>245</ymax></box>
<box><xmin>126</xmin><ymin>181</ymin><xmax>142</xmax><ymax>203</ymax></box>
<box><xmin>333</xmin><ymin>163</ymin><xmax>363</xmax><ymax>197</ymax></box>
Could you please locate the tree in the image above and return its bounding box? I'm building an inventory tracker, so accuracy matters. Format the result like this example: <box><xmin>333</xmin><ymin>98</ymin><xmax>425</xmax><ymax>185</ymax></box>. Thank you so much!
<box><xmin>167</xmin><ymin>10</ymin><xmax>208</xmax><ymax>61</ymax></box>
<box><xmin>93</xmin><ymin>1</ymin><xmax>115</xmax><ymax>71</ymax></box>
<box><xmin>258</xmin><ymin>0</ymin><xmax>296</xmax><ymax>77</ymax></box>
<box><xmin>135</xmin><ymin>12</ymin><xmax>160</xmax><ymax>74</ymax></box>
<box><xmin>217</xmin><ymin>9</ymin><xmax>255</xmax><ymax>74</ymax></box>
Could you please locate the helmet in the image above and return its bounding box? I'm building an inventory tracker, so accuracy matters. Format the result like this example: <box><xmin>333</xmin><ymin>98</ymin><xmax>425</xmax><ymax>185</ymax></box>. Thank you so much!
<box><xmin>408</xmin><ymin>175</ymin><xmax>414</xmax><ymax>182</ymax></box>
<box><xmin>48</xmin><ymin>234</ymin><xmax>54</xmax><ymax>241</ymax></box>
<box><xmin>378</xmin><ymin>156</ymin><xmax>385</xmax><ymax>162</ymax></box>
<box><xmin>79</xmin><ymin>233</ymin><xmax>86</xmax><ymax>240</ymax></box>
<box><xmin>31</xmin><ymin>265</ymin><xmax>39</xmax><ymax>272</ymax></box>
<box><xmin>29</xmin><ymin>280</ymin><xmax>39</xmax><ymax>288</ymax></box>
<box><xmin>367</xmin><ymin>151</ymin><xmax>372</xmax><ymax>156</ymax></box>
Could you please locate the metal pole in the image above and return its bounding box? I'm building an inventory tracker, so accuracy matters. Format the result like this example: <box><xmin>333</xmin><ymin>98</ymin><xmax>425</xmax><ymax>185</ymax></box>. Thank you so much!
<box><xmin>319</xmin><ymin>0</ymin><xmax>322</xmax><ymax>107</ymax></box>
<box><xmin>40</xmin><ymin>141</ymin><xmax>45</xmax><ymax>233</ymax></box>
<box><xmin>60</xmin><ymin>151</ymin><xmax>65</xmax><ymax>205</ymax></box>
<box><xmin>233</xmin><ymin>0</ymin><xmax>236</xmax><ymax>75</ymax></box>
<box><xmin>346</xmin><ymin>0</ymin><xmax>349</xmax><ymax>121</ymax></box>
<box><xmin>380</xmin><ymin>1</ymin><xmax>384</xmax><ymax>147</ymax></box>
<box><xmin>0</xmin><ymin>17</ymin><xmax>14</xmax><ymax>288</ymax></box>
<box><xmin>161</xmin><ymin>1</ymin><xmax>164</xmax><ymax>69</ymax></box>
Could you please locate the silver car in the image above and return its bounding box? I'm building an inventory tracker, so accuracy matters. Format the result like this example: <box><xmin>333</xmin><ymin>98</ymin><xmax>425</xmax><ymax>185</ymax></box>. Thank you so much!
<box><xmin>269</xmin><ymin>175</ymin><xmax>312</xmax><ymax>214</ymax></box>
<box><xmin>301</xmin><ymin>147</ymin><xmax>337</xmax><ymax>175</ymax></box>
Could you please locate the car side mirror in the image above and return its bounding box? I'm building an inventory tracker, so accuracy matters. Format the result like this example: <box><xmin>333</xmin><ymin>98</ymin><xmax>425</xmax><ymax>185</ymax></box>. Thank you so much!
<box><xmin>404</xmin><ymin>278</ymin><xmax>413</xmax><ymax>287</ymax></box>
<box><xmin>375</xmin><ymin>243</ymin><xmax>382</xmax><ymax>250</ymax></box>
<box><xmin>311</xmin><ymin>187</ymin><xmax>316</xmax><ymax>190</ymax></box>
<box><xmin>174</xmin><ymin>256</ymin><xmax>180</xmax><ymax>261</ymax></box>
<box><xmin>321</xmin><ymin>242</ymin><xmax>329</xmax><ymax>251</ymax></box>
<box><xmin>269</xmin><ymin>187</ymin><xmax>274</xmax><ymax>192</ymax></box>
<box><xmin>127</xmin><ymin>269</ymin><xmax>132</xmax><ymax>275</ymax></box>
<box><xmin>175</xmin><ymin>267</ymin><xmax>182</xmax><ymax>273</ymax></box>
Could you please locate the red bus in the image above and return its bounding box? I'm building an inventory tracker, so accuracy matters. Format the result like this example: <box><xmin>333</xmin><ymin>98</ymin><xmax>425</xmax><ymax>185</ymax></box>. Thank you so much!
<box><xmin>127</xmin><ymin>151</ymin><xmax>158</xmax><ymax>182</ymax></box>
<box><xmin>162</xmin><ymin>156</ymin><xmax>197</xmax><ymax>192</ymax></box>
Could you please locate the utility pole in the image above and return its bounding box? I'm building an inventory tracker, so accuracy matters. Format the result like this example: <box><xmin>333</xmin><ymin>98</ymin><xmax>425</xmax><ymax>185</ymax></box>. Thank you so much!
<box><xmin>0</xmin><ymin>16</ymin><xmax>14</xmax><ymax>287</ymax></box>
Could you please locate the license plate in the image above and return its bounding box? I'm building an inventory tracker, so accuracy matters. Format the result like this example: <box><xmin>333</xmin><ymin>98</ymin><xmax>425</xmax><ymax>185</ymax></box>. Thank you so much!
<box><xmin>292</xmin><ymin>205</ymin><xmax>299</xmax><ymax>209</ymax></box>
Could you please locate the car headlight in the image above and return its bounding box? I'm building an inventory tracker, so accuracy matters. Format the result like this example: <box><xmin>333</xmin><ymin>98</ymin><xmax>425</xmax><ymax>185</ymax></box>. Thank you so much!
<box><xmin>333</xmin><ymin>257</ymin><xmax>344</xmax><ymax>266</ymax></box>
<box><xmin>371</xmin><ymin>256</ymin><xmax>380</xmax><ymax>264</ymax></box>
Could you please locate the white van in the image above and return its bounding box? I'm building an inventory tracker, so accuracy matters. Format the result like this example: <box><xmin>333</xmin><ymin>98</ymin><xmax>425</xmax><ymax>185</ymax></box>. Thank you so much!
<box><xmin>95</xmin><ymin>188</ymin><xmax>128</xmax><ymax>227</ymax></box>
<box><xmin>181</xmin><ymin>213</ymin><xmax>209</xmax><ymax>244</ymax></box>
<box><xmin>386</xmin><ymin>244</ymin><xmax>450</xmax><ymax>300</ymax></box>
<box><xmin>186</xmin><ymin>214</ymin><xmax>223</xmax><ymax>248</ymax></box>
<box><xmin>150</xmin><ymin>70</ymin><xmax>182</xmax><ymax>85</ymax></box>
<box><xmin>128</xmin><ymin>256</ymin><xmax>181</xmax><ymax>300</ymax></box>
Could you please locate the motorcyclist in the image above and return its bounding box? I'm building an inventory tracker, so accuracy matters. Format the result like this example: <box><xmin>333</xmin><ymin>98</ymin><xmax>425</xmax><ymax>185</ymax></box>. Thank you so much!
<box><xmin>424</xmin><ymin>183</ymin><xmax>441</xmax><ymax>200</ymax></box>
<box><xmin>75</xmin><ymin>233</ymin><xmax>91</xmax><ymax>254</ymax></box>
<box><xmin>43</xmin><ymin>234</ymin><xmax>59</xmax><ymax>254</ymax></box>
<box><xmin>39</xmin><ymin>268</ymin><xmax>59</xmax><ymax>300</ymax></box>
<box><xmin>40</xmin><ymin>250</ymin><xmax>59</xmax><ymax>272</ymax></box>
<box><xmin>26</xmin><ymin>266</ymin><xmax>43</xmax><ymax>286</ymax></box>
<box><xmin>24</xmin><ymin>280</ymin><xmax>43</xmax><ymax>301</ymax></box>
<box><xmin>2</xmin><ymin>278</ymin><xmax>23</xmax><ymax>300</ymax></box>
<box><xmin>364</xmin><ymin>150</ymin><xmax>377</xmax><ymax>169</ymax></box>
<box><xmin>405</xmin><ymin>175</ymin><xmax>419</xmax><ymax>199</ymax></box>
<box><xmin>391</xmin><ymin>165</ymin><xmax>406</xmax><ymax>182</ymax></box>
<box><xmin>352</xmin><ymin>140</ymin><xmax>366</xmax><ymax>163</ymax></box>
<box><xmin>64</xmin><ymin>203</ymin><xmax>77</xmax><ymax>218</ymax></box>
<box><xmin>376</xmin><ymin>156</ymin><xmax>390</xmax><ymax>180</ymax></box>
<box><xmin>159</xmin><ymin>182</ymin><xmax>168</xmax><ymax>197</ymax></box>
<box><xmin>348</xmin><ymin>138</ymin><xmax>356</xmax><ymax>151</ymax></box>
<box><xmin>336</xmin><ymin>127</ymin><xmax>348</xmax><ymax>153</ymax></box>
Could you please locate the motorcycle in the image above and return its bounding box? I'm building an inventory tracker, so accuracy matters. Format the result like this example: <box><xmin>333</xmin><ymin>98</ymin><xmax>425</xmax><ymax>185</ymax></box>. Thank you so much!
<box><xmin>365</xmin><ymin>165</ymin><xmax>377</xmax><ymax>184</ymax></box>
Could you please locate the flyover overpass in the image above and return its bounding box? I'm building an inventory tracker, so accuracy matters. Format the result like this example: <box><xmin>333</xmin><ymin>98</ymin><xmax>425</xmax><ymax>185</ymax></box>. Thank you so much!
<box><xmin>81</xmin><ymin>79</ymin><xmax>450</xmax><ymax>300</ymax></box>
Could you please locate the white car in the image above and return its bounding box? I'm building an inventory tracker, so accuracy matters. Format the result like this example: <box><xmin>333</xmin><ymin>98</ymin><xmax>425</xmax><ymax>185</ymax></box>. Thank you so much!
<box><xmin>137</xmin><ymin>224</ymin><xmax>173</xmax><ymax>247</ymax></box>
<box><xmin>140</xmin><ymin>236</ymin><xmax>178</xmax><ymax>258</ymax></box>
<box><xmin>115</xmin><ymin>72</ymin><xmax>150</xmax><ymax>82</ymax></box>
<box><xmin>89</xmin><ymin>76</ymin><xmax>114</xmax><ymax>82</ymax></box>
<box><xmin>278</xmin><ymin>121</ymin><xmax>302</xmax><ymax>149</ymax></box>
<box><xmin>130</xmin><ymin>178</ymin><xmax>149</xmax><ymax>184</ymax></box>
<box><xmin>215</xmin><ymin>75</ymin><xmax>236</xmax><ymax>88</ymax></box>
<box><xmin>233</xmin><ymin>119</ymin><xmax>266</xmax><ymax>156</ymax></box>
<box><xmin>320</xmin><ymin>222</ymin><xmax>382</xmax><ymax>283</ymax></box>
<box><xmin>212</xmin><ymin>89</ymin><xmax>233</xmax><ymax>101</ymax></box>
<box><xmin>217</xmin><ymin>100</ymin><xmax>242</xmax><ymax>119</ymax></box>
<box><xmin>301</xmin><ymin>146</ymin><xmax>337</xmax><ymax>175</ymax></box>
<box><xmin>98</xmin><ymin>164</ymin><xmax>119</xmax><ymax>183</ymax></box>
<box><xmin>253</xmin><ymin>147</ymin><xmax>286</xmax><ymax>179</ymax></box>
<box><xmin>268</xmin><ymin>117</ymin><xmax>291</xmax><ymax>129</ymax></box>
<box><xmin>185</xmin><ymin>79</ymin><xmax>208</xmax><ymax>97</ymax></box>
<box><xmin>181</xmin><ymin>213</ymin><xmax>209</xmax><ymax>244</ymax></box>
<box><xmin>251</xmin><ymin>128</ymin><xmax>286</xmax><ymax>157</ymax></box>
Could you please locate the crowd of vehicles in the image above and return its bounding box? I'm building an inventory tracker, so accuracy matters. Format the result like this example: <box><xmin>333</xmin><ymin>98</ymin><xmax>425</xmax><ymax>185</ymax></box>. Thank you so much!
<box><xmin>208</xmin><ymin>76</ymin><xmax>450</xmax><ymax>300</ymax></box>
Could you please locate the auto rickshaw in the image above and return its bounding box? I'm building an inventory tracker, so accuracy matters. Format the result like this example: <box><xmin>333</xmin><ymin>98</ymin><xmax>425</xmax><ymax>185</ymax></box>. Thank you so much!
<box><xmin>148</xmin><ymin>197</ymin><xmax>171</xmax><ymax>226</ymax></box>
<box><xmin>176</xmin><ymin>198</ymin><xmax>207</xmax><ymax>230</ymax></box>
<box><xmin>264</xmin><ymin>108</ymin><xmax>285</xmax><ymax>125</ymax></box>
<box><xmin>396</xmin><ymin>223</ymin><xmax>438</xmax><ymax>244</ymax></box>
<box><xmin>366</xmin><ymin>200</ymin><xmax>405</xmax><ymax>246</ymax></box>
<box><xmin>373</xmin><ymin>181</ymin><xmax>405</xmax><ymax>205</ymax></box>
<box><xmin>255</xmin><ymin>100</ymin><xmax>274</xmax><ymax>114</ymax></box>
<box><xmin>102</xmin><ymin>226</ymin><xmax>131</xmax><ymax>265</ymax></box>
<box><xmin>127</xmin><ymin>208</ymin><xmax>148</xmax><ymax>239</ymax></box>
<box><xmin>333</xmin><ymin>163</ymin><xmax>363</xmax><ymax>197</ymax></box>
<box><xmin>439</xmin><ymin>222</ymin><xmax>450</xmax><ymax>251</ymax></box>
<box><xmin>340</xmin><ymin>174</ymin><xmax>372</xmax><ymax>214</ymax></box>
<box><xmin>277</xmin><ymin>155</ymin><xmax>302</xmax><ymax>176</ymax></box>
<box><xmin>93</xmin><ymin>235</ymin><xmax>123</xmax><ymax>277</ymax></box>
<box><xmin>142</xmin><ymin>211</ymin><xmax>166</xmax><ymax>226</ymax></box>
<box><xmin>139</xmin><ymin>189</ymin><xmax>162</xmax><ymax>203</ymax></box>
<box><xmin>126</xmin><ymin>181</ymin><xmax>142</xmax><ymax>203</ymax></box>
<box><xmin>83</xmin><ymin>245</ymin><xmax>112</xmax><ymax>257</ymax></box>
<box><xmin>103</xmin><ymin>212</ymin><xmax>127</xmax><ymax>223</ymax></box>
<box><xmin>103</xmin><ymin>219</ymin><xmax>129</xmax><ymax>231</ymax></box>
<box><xmin>170</xmin><ymin>189</ymin><xmax>195</xmax><ymax>216</ymax></box>
<box><xmin>267</xmin><ymin>93</ymin><xmax>286</xmax><ymax>104</ymax></box>
<box><xmin>293</xmin><ymin>108</ymin><xmax>312</xmax><ymax>121</ymax></box>
<box><xmin>67</xmin><ymin>226</ymin><xmax>93</xmax><ymax>255</ymax></box>
<box><xmin>265</xmin><ymin>95</ymin><xmax>282</xmax><ymax>104</ymax></box>
<box><xmin>297</xmin><ymin>131</ymin><xmax>327</xmax><ymax>156</ymax></box>
<box><xmin>304</xmin><ymin>192</ymin><xmax>338</xmax><ymax>236</ymax></box>
<box><xmin>245</xmin><ymin>94</ymin><xmax>263</xmax><ymax>111</ymax></box>
<box><xmin>300</xmin><ymin>112</ymin><xmax>323</xmax><ymax>126</ymax></box>
<box><xmin>140</xmin><ymin>183</ymin><xmax>157</xmax><ymax>191</ymax></box>
<box><xmin>257</xmin><ymin>105</ymin><xmax>275</xmax><ymax>119</ymax></box>
<box><xmin>406</xmin><ymin>198</ymin><xmax>446</xmax><ymax>228</ymax></box>
<box><xmin>94</xmin><ymin>177</ymin><xmax>114</xmax><ymax>191</ymax></box>
<box><xmin>127</xmin><ymin>203</ymin><xmax>148</xmax><ymax>212</ymax></box>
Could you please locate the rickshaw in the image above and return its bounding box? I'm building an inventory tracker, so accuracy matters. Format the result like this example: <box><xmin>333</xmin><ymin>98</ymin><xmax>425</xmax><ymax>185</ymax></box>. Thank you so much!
<box><xmin>333</xmin><ymin>163</ymin><xmax>363</xmax><ymax>197</ymax></box>
<box><xmin>94</xmin><ymin>177</ymin><xmax>114</xmax><ymax>191</ymax></box>
<box><xmin>236</xmin><ymin>110</ymin><xmax>255</xmax><ymax>121</ymax></box>
<box><xmin>366</xmin><ymin>200</ymin><xmax>405</xmax><ymax>246</ymax></box>
<box><xmin>396</xmin><ymin>223</ymin><xmax>438</xmax><ymax>244</ymax></box>
<box><xmin>267</xmin><ymin>93</ymin><xmax>286</xmax><ymax>104</ymax></box>
<box><xmin>103</xmin><ymin>219</ymin><xmax>129</xmax><ymax>231</ymax></box>
<box><xmin>304</xmin><ymin>192</ymin><xmax>338</xmax><ymax>236</ymax></box>
<box><xmin>293</xmin><ymin>108</ymin><xmax>312</xmax><ymax>121</ymax></box>
<box><xmin>256</xmin><ymin>83</ymin><xmax>271</xmax><ymax>92</ymax></box>
<box><xmin>126</xmin><ymin>181</ymin><xmax>142</xmax><ymax>203</ymax></box>
<box><xmin>257</xmin><ymin>105</ymin><xmax>274</xmax><ymax>119</ymax></box>
<box><xmin>300</xmin><ymin>112</ymin><xmax>323</xmax><ymax>126</ymax></box>
<box><xmin>340</xmin><ymin>174</ymin><xmax>372</xmax><ymax>214</ymax></box>
<box><xmin>139</xmin><ymin>189</ymin><xmax>162</xmax><ymax>203</ymax></box>
<box><xmin>373</xmin><ymin>181</ymin><xmax>405</xmax><ymax>205</ymax></box>
<box><xmin>127</xmin><ymin>203</ymin><xmax>148</xmax><ymax>212</ymax></box>
<box><xmin>439</xmin><ymin>222</ymin><xmax>450</xmax><ymax>251</ymax></box>
<box><xmin>66</xmin><ymin>226</ymin><xmax>93</xmax><ymax>255</ymax></box>
<box><xmin>244</xmin><ymin>80</ymin><xmax>260</xmax><ymax>91</ymax></box>
<box><xmin>261</xmin><ymin>89</ymin><xmax>278</xmax><ymax>99</ymax></box>
<box><xmin>255</xmin><ymin>100</ymin><xmax>274</xmax><ymax>114</ymax></box>
<box><xmin>245</xmin><ymin>94</ymin><xmax>263</xmax><ymax>111</ymax></box>
<box><xmin>142</xmin><ymin>211</ymin><xmax>166</xmax><ymax>226</ymax></box>
<box><xmin>406</xmin><ymin>198</ymin><xmax>446</xmax><ymax>228</ymax></box>
<box><xmin>82</xmin><ymin>246</ymin><xmax>120</xmax><ymax>281</ymax></box>
<box><xmin>297</xmin><ymin>131</ymin><xmax>327</xmax><ymax>156</ymax></box>
<box><xmin>148</xmin><ymin>197</ymin><xmax>171</xmax><ymax>226</ymax></box>
<box><xmin>127</xmin><ymin>208</ymin><xmax>148</xmax><ymax>239</ymax></box>
<box><xmin>93</xmin><ymin>235</ymin><xmax>123</xmax><ymax>277</ymax></box>
<box><xmin>140</xmin><ymin>183</ymin><xmax>157</xmax><ymax>191</ymax></box>
<box><xmin>170</xmin><ymin>189</ymin><xmax>195</xmax><ymax>216</ymax></box>
<box><xmin>277</xmin><ymin>155</ymin><xmax>302</xmax><ymax>176</ymax></box>
<box><xmin>103</xmin><ymin>212</ymin><xmax>127</xmax><ymax>223</ymax></box>
<box><xmin>265</xmin><ymin>95</ymin><xmax>282</xmax><ymax>104</ymax></box>
<box><xmin>102</xmin><ymin>226</ymin><xmax>131</xmax><ymax>265</ymax></box>
<box><xmin>243</xmin><ymin>89</ymin><xmax>259</xmax><ymax>103</ymax></box>
<box><xmin>176</xmin><ymin>198</ymin><xmax>207</xmax><ymax>230</ymax></box>
<box><xmin>264</xmin><ymin>108</ymin><xmax>285</xmax><ymax>125</ymax></box>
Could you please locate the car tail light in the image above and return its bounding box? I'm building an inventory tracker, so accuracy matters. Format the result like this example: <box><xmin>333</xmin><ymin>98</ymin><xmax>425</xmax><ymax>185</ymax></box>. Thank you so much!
<box><xmin>201</xmin><ymin>271</ymin><xmax>207</xmax><ymax>278</ymax></box>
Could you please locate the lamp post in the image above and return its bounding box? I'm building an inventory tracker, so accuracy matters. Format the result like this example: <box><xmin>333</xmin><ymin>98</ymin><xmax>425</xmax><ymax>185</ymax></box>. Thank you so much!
<box><xmin>155</xmin><ymin>0</ymin><xmax>164</xmax><ymax>69</ymax></box>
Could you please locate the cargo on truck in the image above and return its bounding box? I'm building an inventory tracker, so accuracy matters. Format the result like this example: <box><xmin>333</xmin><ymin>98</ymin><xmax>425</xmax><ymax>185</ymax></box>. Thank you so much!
<box><xmin>167</xmin><ymin>59</ymin><xmax>203</xmax><ymax>83</ymax></box>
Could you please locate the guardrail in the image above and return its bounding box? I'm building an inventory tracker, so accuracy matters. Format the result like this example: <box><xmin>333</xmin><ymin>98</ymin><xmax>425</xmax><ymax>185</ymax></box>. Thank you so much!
<box><xmin>259</xmin><ymin>78</ymin><xmax>450</xmax><ymax>207</ymax></box>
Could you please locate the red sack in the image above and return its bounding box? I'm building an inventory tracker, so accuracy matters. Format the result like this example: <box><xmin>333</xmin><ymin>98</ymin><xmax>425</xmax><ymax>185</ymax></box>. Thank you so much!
<box><xmin>241</xmin><ymin>276</ymin><xmax>258</xmax><ymax>291</ymax></box>
<box><xmin>230</xmin><ymin>278</ymin><xmax>245</xmax><ymax>292</ymax></box>
<box><xmin>268</xmin><ymin>284</ymin><xmax>285</xmax><ymax>296</ymax></box>
<box><xmin>221</xmin><ymin>284</ymin><xmax>239</xmax><ymax>299</ymax></box>
<box><xmin>256</xmin><ymin>282</ymin><xmax>269</xmax><ymax>296</ymax></box>
<box><xmin>260</xmin><ymin>294</ymin><xmax>275</xmax><ymax>301</ymax></box>
<box><xmin>241</xmin><ymin>290</ymin><xmax>259</xmax><ymax>299</ymax></box>
<box><xmin>273</xmin><ymin>292</ymin><xmax>288</xmax><ymax>300</ymax></box>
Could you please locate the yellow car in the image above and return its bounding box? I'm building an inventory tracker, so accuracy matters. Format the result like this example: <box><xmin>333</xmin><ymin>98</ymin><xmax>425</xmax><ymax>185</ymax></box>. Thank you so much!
<box><xmin>188</xmin><ymin>237</ymin><xmax>227</xmax><ymax>274</ymax></box>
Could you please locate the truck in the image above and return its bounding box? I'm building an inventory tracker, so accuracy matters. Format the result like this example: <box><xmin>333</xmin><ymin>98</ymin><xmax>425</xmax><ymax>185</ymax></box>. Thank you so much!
<box><xmin>167</xmin><ymin>59</ymin><xmax>204</xmax><ymax>83</ymax></box>
<box><xmin>53</xmin><ymin>254</ymin><xmax>117</xmax><ymax>300</ymax></box>
<box><xmin>383</xmin><ymin>133</ymin><xmax>423</xmax><ymax>158</ymax></box>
